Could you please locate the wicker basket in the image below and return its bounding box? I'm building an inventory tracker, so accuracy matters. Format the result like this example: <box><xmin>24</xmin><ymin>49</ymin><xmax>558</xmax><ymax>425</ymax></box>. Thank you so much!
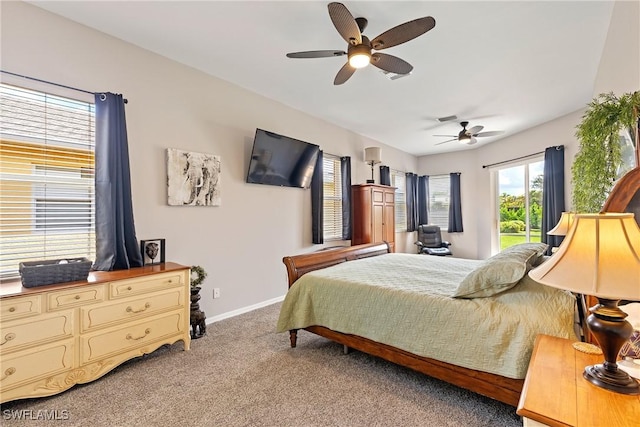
<box><xmin>19</xmin><ymin>258</ymin><xmax>92</xmax><ymax>288</ymax></box>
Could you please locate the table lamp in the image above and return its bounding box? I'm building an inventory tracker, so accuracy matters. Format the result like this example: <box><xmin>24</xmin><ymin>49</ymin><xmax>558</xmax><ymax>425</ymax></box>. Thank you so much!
<box><xmin>364</xmin><ymin>147</ymin><xmax>381</xmax><ymax>184</ymax></box>
<box><xmin>529</xmin><ymin>213</ymin><xmax>640</xmax><ymax>395</ymax></box>
<box><xmin>547</xmin><ymin>211</ymin><xmax>575</xmax><ymax>236</ymax></box>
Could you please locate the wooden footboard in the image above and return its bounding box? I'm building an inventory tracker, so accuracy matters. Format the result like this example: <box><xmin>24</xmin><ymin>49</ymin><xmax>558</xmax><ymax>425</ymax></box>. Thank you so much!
<box><xmin>281</xmin><ymin>242</ymin><xmax>524</xmax><ymax>407</ymax></box>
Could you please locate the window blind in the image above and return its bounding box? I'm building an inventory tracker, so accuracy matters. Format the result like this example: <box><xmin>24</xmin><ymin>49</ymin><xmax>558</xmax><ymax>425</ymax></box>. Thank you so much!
<box><xmin>428</xmin><ymin>174</ymin><xmax>450</xmax><ymax>231</ymax></box>
<box><xmin>0</xmin><ymin>83</ymin><xmax>96</xmax><ymax>280</ymax></box>
<box><xmin>322</xmin><ymin>154</ymin><xmax>342</xmax><ymax>240</ymax></box>
<box><xmin>391</xmin><ymin>170</ymin><xmax>407</xmax><ymax>232</ymax></box>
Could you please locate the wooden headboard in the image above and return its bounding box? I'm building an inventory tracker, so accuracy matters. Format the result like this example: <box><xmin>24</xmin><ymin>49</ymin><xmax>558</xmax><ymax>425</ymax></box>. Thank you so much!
<box><xmin>601</xmin><ymin>166</ymin><xmax>640</xmax><ymax>226</ymax></box>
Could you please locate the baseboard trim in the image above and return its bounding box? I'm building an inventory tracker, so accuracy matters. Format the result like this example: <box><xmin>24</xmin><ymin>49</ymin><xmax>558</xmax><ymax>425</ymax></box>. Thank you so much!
<box><xmin>205</xmin><ymin>295</ymin><xmax>285</xmax><ymax>324</ymax></box>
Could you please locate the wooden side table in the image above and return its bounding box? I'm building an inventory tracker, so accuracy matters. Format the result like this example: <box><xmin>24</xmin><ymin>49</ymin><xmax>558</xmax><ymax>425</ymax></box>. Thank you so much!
<box><xmin>517</xmin><ymin>335</ymin><xmax>640</xmax><ymax>427</ymax></box>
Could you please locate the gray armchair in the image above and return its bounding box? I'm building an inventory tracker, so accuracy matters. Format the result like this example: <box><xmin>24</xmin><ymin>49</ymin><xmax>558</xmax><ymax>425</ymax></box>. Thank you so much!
<box><xmin>415</xmin><ymin>224</ymin><xmax>452</xmax><ymax>256</ymax></box>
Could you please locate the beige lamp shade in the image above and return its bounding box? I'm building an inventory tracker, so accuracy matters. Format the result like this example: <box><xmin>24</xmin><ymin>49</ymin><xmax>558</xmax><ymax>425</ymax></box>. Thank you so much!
<box><xmin>364</xmin><ymin>147</ymin><xmax>382</xmax><ymax>164</ymax></box>
<box><xmin>547</xmin><ymin>212</ymin><xmax>575</xmax><ymax>236</ymax></box>
<box><xmin>529</xmin><ymin>213</ymin><xmax>640</xmax><ymax>300</ymax></box>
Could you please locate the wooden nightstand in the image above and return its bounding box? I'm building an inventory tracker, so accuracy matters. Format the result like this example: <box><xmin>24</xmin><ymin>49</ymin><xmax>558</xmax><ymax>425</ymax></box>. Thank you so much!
<box><xmin>517</xmin><ymin>335</ymin><xmax>640</xmax><ymax>427</ymax></box>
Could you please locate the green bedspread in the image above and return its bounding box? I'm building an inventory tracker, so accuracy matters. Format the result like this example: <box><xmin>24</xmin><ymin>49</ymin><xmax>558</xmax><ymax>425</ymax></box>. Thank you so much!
<box><xmin>277</xmin><ymin>253</ymin><xmax>577</xmax><ymax>379</ymax></box>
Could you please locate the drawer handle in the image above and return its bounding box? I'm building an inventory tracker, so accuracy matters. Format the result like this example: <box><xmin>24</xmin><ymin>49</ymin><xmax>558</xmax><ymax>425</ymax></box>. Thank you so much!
<box><xmin>8</xmin><ymin>307</ymin><xmax>16</xmax><ymax>312</ymax></box>
<box><xmin>126</xmin><ymin>328</ymin><xmax>151</xmax><ymax>341</ymax></box>
<box><xmin>75</xmin><ymin>295</ymin><xmax>81</xmax><ymax>300</ymax></box>
<box><xmin>127</xmin><ymin>286</ymin><xmax>133</xmax><ymax>291</ymax></box>
<box><xmin>126</xmin><ymin>302</ymin><xmax>151</xmax><ymax>314</ymax></box>
<box><xmin>1</xmin><ymin>367</ymin><xmax>16</xmax><ymax>381</ymax></box>
<box><xmin>0</xmin><ymin>333</ymin><xmax>16</xmax><ymax>346</ymax></box>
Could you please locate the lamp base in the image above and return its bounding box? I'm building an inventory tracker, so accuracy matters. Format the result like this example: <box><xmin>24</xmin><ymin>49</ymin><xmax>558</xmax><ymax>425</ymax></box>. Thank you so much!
<box><xmin>366</xmin><ymin>179</ymin><xmax>375</xmax><ymax>184</ymax></box>
<box><xmin>583</xmin><ymin>364</ymin><xmax>640</xmax><ymax>395</ymax></box>
<box><xmin>585</xmin><ymin>298</ymin><xmax>640</xmax><ymax>395</ymax></box>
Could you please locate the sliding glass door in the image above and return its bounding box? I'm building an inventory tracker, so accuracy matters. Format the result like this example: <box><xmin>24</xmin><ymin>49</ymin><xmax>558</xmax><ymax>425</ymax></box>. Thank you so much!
<box><xmin>496</xmin><ymin>159</ymin><xmax>544</xmax><ymax>250</ymax></box>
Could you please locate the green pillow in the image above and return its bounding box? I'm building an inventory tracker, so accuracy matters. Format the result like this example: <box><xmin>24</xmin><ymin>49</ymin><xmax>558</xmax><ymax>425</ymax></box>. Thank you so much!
<box><xmin>452</xmin><ymin>243</ymin><xmax>548</xmax><ymax>298</ymax></box>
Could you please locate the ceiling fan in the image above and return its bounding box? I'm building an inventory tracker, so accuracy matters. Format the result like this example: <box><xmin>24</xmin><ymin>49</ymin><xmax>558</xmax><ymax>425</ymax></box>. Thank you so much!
<box><xmin>434</xmin><ymin>121</ymin><xmax>505</xmax><ymax>145</ymax></box>
<box><xmin>286</xmin><ymin>2</ymin><xmax>436</xmax><ymax>85</ymax></box>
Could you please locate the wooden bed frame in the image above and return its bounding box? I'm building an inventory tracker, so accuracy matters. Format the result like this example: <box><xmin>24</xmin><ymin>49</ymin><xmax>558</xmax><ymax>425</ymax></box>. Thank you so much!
<box><xmin>282</xmin><ymin>242</ymin><xmax>525</xmax><ymax>407</ymax></box>
<box><xmin>281</xmin><ymin>165</ymin><xmax>640</xmax><ymax>408</ymax></box>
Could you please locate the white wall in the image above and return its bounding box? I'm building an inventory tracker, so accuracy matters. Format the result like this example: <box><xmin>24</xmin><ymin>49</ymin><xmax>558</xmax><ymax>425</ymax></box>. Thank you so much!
<box><xmin>0</xmin><ymin>1</ymin><xmax>417</xmax><ymax>320</ymax></box>
<box><xmin>417</xmin><ymin>0</ymin><xmax>639</xmax><ymax>260</ymax></box>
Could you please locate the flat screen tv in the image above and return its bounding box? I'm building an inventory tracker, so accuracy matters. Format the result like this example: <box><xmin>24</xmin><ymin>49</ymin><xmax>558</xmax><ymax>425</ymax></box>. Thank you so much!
<box><xmin>246</xmin><ymin>128</ymin><xmax>320</xmax><ymax>189</ymax></box>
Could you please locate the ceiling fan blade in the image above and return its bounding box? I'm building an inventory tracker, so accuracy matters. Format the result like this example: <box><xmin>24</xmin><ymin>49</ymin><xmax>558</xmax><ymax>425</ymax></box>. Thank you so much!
<box><xmin>475</xmin><ymin>130</ymin><xmax>505</xmax><ymax>138</ymax></box>
<box><xmin>328</xmin><ymin>2</ymin><xmax>362</xmax><ymax>45</ymax></box>
<box><xmin>286</xmin><ymin>50</ymin><xmax>346</xmax><ymax>59</ymax></box>
<box><xmin>435</xmin><ymin>138</ymin><xmax>457</xmax><ymax>145</ymax></box>
<box><xmin>467</xmin><ymin>126</ymin><xmax>484</xmax><ymax>135</ymax></box>
<box><xmin>467</xmin><ymin>137</ymin><xmax>478</xmax><ymax>145</ymax></box>
<box><xmin>371</xmin><ymin>16</ymin><xmax>436</xmax><ymax>50</ymax></box>
<box><xmin>334</xmin><ymin>62</ymin><xmax>356</xmax><ymax>85</ymax></box>
<box><xmin>433</xmin><ymin>134</ymin><xmax>456</xmax><ymax>138</ymax></box>
<box><xmin>467</xmin><ymin>125</ymin><xmax>484</xmax><ymax>134</ymax></box>
<box><xmin>370</xmin><ymin>53</ymin><xmax>413</xmax><ymax>75</ymax></box>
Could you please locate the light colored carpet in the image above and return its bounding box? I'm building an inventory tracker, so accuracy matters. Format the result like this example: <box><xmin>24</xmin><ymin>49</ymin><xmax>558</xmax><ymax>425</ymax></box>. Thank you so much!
<box><xmin>1</xmin><ymin>303</ymin><xmax>522</xmax><ymax>426</ymax></box>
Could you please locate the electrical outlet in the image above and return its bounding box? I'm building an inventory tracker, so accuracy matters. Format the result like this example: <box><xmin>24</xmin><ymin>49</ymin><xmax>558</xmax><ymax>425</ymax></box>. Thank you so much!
<box><xmin>213</xmin><ymin>288</ymin><xmax>220</xmax><ymax>299</ymax></box>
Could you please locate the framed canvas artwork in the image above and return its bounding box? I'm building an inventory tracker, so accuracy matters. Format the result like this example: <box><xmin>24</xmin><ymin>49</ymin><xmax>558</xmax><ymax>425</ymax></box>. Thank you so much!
<box><xmin>167</xmin><ymin>148</ymin><xmax>221</xmax><ymax>206</ymax></box>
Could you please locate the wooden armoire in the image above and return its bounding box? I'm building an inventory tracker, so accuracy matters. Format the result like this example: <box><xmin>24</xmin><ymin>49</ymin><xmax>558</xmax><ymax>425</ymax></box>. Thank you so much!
<box><xmin>351</xmin><ymin>184</ymin><xmax>395</xmax><ymax>251</ymax></box>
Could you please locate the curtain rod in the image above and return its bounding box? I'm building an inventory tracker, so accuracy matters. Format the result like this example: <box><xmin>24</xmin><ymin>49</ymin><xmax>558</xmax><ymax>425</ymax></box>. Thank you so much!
<box><xmin>1</xmin><ymin>70</ymin><xmax>127</xmax><ymax>103</ymax></box>
<box><xmin>482</xmin><ymin>150</ymin><xmax>546</xmax><ymax>169</ymax></box>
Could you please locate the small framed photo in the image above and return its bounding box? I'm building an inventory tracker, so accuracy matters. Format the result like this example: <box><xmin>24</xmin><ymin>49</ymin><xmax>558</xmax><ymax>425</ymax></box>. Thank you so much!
<box><xmin>140</xmin><ymin>239</ymin><xmax>165</xmax><ymax>265</ymax></box>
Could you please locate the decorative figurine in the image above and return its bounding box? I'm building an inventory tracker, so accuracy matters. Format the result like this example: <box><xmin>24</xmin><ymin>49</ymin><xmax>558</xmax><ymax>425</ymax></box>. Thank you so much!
<box><xmin>189</xmin><ymin>265</ymin><xmax>207</xmax><ymax>339</ymax></box>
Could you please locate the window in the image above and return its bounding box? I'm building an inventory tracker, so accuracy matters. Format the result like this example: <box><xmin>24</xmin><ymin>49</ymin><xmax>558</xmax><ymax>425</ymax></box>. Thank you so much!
<box><xmin>390</xmin><ymin>170</ymin><xmax>406</xmax><ymax>232</ymax></box>
<box><xmin>322</xmin><ymin>154</ymin><xmax>343</xmax><ymax>240</ymax></box>
<box><xmin>0</xmin><ymin>83</ymin><xmax>95</xmax><ymax>281</ymax></box>
<box><xmin>495</xmin><ymin>159</ymin><xmax>544</xmax><ymax>250</ymax></box>
<box><xmin>428</xmin><ymin>174</ymin><xmax>450</xmax><ymax>231</ymax></box>
<box><xmin>33</xmin><ymin>166</ymin><xmax>93</xmax><ymax>231</ymax></box>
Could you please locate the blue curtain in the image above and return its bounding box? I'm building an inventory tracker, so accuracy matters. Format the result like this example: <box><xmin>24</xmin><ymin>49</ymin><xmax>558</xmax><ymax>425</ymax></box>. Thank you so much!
<box><xmin>379</xmin><ymin>166</ymin><xmax>391</xmax><ymax>186</ymax></box>
<box><xmin>418</xmin><ymin>175</ymin><xmax>429</xmax><ymax>225</ymax></box>
<box><xmin>405</xmin><ymin>173</ymin><xmax>419</xmax><ymax>232</ymax></box>
<box><xmin>311</xmin><ymin>151</ymin><xmax>324</xmax><ymax>244</ymax></box>
<box><xmin>93</xmin><ymin>93</ymin><xmax>143</xmax><ymax>271</ymax></box>
<box><xmin>448</xmin><ymin>172</ymin><xmax>463</xmax><ymax>232</ymax></box>
<box><xmin>341</xmin><ymin>156</ymin><xmax>352</xmax><ymax>240</ymax></box>
<box><xmin>542</xmin><ymin>145</ymin><xmax>565</xmax><ymax>253</ymax></box>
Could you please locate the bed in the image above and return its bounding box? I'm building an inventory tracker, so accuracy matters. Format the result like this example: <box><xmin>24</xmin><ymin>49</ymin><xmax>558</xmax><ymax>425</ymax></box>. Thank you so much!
<box><xmin>277</xmin><ymin>242</ymin><xmax>577</xmax><ymax>407</ymax></box>
<box><xmin>277</xmin><ymin>165</ymin><xmax>640</xmax><ymax>407</ymax></box>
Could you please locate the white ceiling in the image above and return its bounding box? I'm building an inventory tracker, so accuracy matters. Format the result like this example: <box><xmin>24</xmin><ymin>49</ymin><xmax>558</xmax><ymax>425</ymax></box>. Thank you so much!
<box><xmin>29</xmin><ymin>1</ymin><xmax>615</xmax><ymax>156</ymax></box>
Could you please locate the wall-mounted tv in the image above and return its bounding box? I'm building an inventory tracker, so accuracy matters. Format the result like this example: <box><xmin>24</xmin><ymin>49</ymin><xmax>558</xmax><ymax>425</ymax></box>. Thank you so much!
<box><xmin>246</xmin><ymin>128</ymin><xmax>320</xmax><ymax>189</ymax></box>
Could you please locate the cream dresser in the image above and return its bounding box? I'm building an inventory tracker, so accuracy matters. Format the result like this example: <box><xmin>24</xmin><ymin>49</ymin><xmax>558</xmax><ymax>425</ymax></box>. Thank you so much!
<box><xmin>0</xmin><ymin>262</ymin><xmax>191</xmax><ymax>404</ymax></box>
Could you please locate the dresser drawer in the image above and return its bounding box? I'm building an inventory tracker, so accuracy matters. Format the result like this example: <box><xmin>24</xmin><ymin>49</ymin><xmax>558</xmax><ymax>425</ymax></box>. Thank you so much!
<box><xmin>0</xmin><ymin>310</ymin><xmax>73</xmax><ymax>354</ymax></box>
<box><xmin>80</xmin><ymin>289</ymin><xmax>185</xmax><ymax>332</ymax></box>
<box><xmin>80</xmin><ymin>311</ymin><xmax>185</xmax><ymax>364</ymax></box>
<box><xmin>0</xmin><ymin>339</ymin><xmax>74</xmax><ymax>390</ymax></box>
<box><xmin>109</xmin><ymin>272</ymin><xmax>183</xmax><ymax>299</ymax></box>
<box><xmin>47</xmin><ymin>285</ymin><xmax>104</xmax><ymax>311</ymax></box>
<box><xmin>0</xmin><ymin>295</ymin><xmax>41</xmax><ymax>321</ymax></box>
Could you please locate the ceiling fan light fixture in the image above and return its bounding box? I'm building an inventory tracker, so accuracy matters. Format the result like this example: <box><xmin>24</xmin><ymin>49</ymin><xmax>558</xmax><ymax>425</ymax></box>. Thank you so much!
<box><xmin>348</xmin><ymin>44</ymin><xmax>371</xmax><ymax>68</ymax></box>
<box><xmin>458</xmin><ymin>134</ymin><xmax>471</xmax><ymax>143</ymax></box>
<box><xmin>349</xmin><ymin>53</ymin><xmax>370</xmax><ymax>68</ymax></box>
